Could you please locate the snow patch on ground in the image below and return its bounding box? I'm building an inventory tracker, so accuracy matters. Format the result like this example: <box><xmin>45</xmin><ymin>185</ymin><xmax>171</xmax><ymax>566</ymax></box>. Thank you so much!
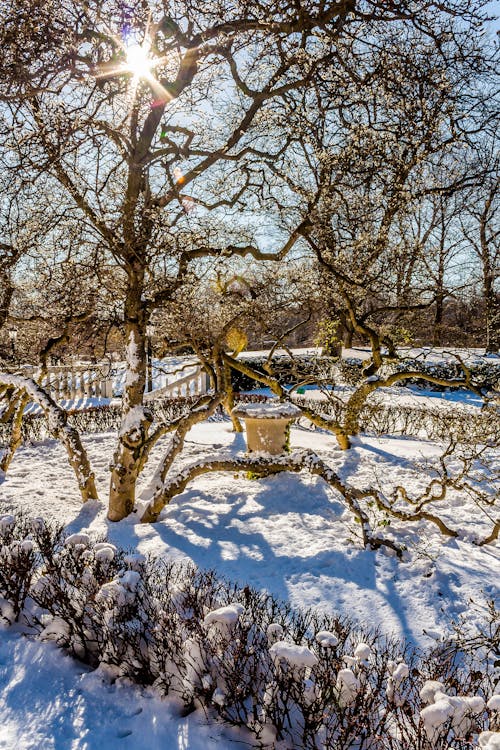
<box><xmin>0</xmin><ymin>628</ymin><xmax>243</xmax><ymax>750</ymax></box>
<box><xmin>1</xmin><ymin>422</ymin><xmax>498</xmax><ymax>648</ymax></box>
<box><xmin>0</xmin><ymin>418</ymin><xmax>499</xmax><ymax>748</ymax></box>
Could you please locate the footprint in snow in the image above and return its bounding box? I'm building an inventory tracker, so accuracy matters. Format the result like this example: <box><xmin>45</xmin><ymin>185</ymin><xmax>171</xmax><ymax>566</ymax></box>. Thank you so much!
<box><xmin>116</xmin><ymin>729</ymin><xmax>133</xmax><ymax>739</ymax></box>
<box><xmin>124</xmin><ymin>707</ymin><xmax>143</xmax><ymax>718</ymax></box>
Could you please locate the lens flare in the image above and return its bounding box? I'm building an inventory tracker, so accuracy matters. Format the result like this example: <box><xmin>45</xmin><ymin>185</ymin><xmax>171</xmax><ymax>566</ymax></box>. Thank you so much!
<box><xmin>126</xmin><ymin>42</ymin><xmax>153</xmax><ymax>79</ymax></box>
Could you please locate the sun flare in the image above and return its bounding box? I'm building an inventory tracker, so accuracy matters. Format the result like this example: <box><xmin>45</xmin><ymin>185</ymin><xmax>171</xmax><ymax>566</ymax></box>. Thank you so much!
<box><xmin>126</xmin><ymin>42</ymin><xmax>153</xmax><ymax>79</ymax></box>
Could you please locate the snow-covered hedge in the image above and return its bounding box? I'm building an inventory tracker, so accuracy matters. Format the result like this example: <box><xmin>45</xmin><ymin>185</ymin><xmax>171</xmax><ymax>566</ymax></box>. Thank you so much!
<box><xmin>2</xmin><ymin>390</ymin><xmax>498</xmax><ymax>450</ymax></box>
<box><xmin>1</xmin><ymin>513</ymin><xmax>499</xmax><ymax>749</ymax></box>
<box><xmin>231</xmin><ymin>354</ymin><xmax>500</xmax><ymax>392</ymax></box>
<box><xmin>293</xmin><ymin>396</ymin><xmax>500</xmax><ymax>445</ymax></box>
<box><xmin>0</xmin><ymin>396</ymin><xmax>204</xmax><ymax>447</ymax></box>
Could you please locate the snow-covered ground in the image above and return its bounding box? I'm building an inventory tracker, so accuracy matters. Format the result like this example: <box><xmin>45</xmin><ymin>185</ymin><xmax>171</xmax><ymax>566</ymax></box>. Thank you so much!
<box><xmin>246</xmin><ymin>383</ymin><xmax>487</xmax><ymax>411</ymax></box>
<box><xmin>1</xmin><ymin>422</ymin><xmax>498</xmax><ymax>644</ymax></box>
<box><xmin>1</xmin><ymin>420</ymin><xmax>499</xmax><ymax>748</ymax></box>
<box><xmin>0</xmin><ymin>627</ymin><xmax>244</xmax><ymax>750</ymax></box>
<box><xmin>18</xmin><ymin>346</ymin><xmax>498</xmax><ymax>420</ymax></box>
<box><xmin>240</xmin><ymin>345</ymin><xmax>500</xmax><ymax>364</ymax></box>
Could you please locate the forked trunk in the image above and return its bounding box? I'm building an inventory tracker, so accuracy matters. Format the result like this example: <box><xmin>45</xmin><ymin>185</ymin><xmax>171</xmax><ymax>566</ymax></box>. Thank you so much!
<box><xmin>223</xmin><ymin>360</ymin><xmax>242</xmax><ymax>432</ymax></box>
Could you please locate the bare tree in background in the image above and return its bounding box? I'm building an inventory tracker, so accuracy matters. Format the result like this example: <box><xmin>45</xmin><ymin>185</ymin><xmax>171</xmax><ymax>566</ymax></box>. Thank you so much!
<box><xmin>460</xmin><ymin>145</ymin><xmax>500</xmax><ymax>353</ymax></box>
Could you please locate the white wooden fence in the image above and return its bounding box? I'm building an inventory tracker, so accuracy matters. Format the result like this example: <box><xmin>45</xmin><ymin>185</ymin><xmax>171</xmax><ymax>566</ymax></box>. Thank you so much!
<box><xmin>22</xmin><ymin>363</ymin><xmax>208</xmax><ymax>402</ymax></box>
<box><xmin>23</xmin><ymin>365</ymin><xmax>114</xmax><ymax>401</ymax></box>
<box><xmin>143</xmin><ymin>365</ymin><xmax>209</xmax><ymax>401</ymax></box>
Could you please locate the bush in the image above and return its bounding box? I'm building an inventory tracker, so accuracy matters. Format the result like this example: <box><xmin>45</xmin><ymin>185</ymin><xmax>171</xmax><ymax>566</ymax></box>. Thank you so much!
<box><xmin>388</xmin><ymin>358</ymin><xmax>500</xmax><ymax>392</ymax></box>
<box><xmin>1</xmin><ymin>512</ymin><xmax>499</xmax><ymax>748</ymax></box>
<box><xmin>230</xmin><ymin>355</ymin><xmax>341</xmax><ymax>392</ymax></box>
<box><xmin>0</xmin><ymin>396</ymin><xmax>203</xmax><ymax>447</ymax></box>
<box><xmin>293</xmin><ymin>396</ymin><xmax>500</xmax><ymax>445</ymax></box>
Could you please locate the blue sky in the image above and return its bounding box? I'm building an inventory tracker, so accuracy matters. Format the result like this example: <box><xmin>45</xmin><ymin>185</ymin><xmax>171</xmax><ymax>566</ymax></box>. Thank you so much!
<box><xmin>487</xmin><ymin>0</ymin><xmax>500</xmax><ymax>31</ymax></box>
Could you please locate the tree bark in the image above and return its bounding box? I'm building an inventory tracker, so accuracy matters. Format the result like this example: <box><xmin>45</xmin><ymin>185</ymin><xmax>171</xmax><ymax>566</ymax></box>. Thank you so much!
<box><xmin>484</xmin><ymin>270</ymin><xmax>499</xmax><ymax>353</ymax></box>
<box><xmin>108</xmin><ymin>270</ymin><xmax>152</xmax><ymax>520</ymax></box>
<box><xmin>0</xmin><ymin>391</ymin><xmax>29</xmax><ymax>473</ymax></box>
<box><xmin>139</xmin><ymin>450</ymin><xmax>403</xmax><ymax>556</ymax></box>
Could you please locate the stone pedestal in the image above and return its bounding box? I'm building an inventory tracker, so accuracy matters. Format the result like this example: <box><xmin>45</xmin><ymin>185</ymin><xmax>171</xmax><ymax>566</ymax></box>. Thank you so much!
<box><xmin>232</xmin><ymin>402</ymin><xmax>302</xmax><ymax>455</ymax></box>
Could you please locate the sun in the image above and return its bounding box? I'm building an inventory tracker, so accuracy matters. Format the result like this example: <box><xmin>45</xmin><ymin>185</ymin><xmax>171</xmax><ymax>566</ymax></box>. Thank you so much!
<box><xmin>125</xmin><ymin>41</ymin><xmax>153</xmax><ymax>79</ymax></box>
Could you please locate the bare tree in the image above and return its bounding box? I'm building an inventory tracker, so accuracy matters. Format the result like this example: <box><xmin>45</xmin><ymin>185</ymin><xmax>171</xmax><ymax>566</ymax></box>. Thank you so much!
<box><xmin>460</xmin><ymin>145</ymin><xmax>500</xmax><ymax>353</ymax></box>
<box><xmin>0</xmin><ymin>0</ymin><xmax>362</xmax><ymax>518</ymax></box>
<box><xmin>0</xmin><ymin>0</ymin><xmax>495</xmax><ymax>514</ymax></box>
<box><xmin>227</xmin><ymin>9</ymin><xmax>499</xmax><ymax>447</ymax></box>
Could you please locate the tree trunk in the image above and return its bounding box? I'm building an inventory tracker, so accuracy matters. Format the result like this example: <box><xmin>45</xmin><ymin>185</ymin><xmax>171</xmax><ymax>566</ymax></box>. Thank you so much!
<box><xmin>339</xmin><ymin>312</ymin><xmax>354</xmax><ymax>349</ymax></box>
<box><xmin>0</xmin><ymin>392</ymin><xmax>29</xmax><ymax>473</ymax></box>
<box><xmin>432</xmin><ymin>248</ymin><xmax>446</xmax><ymax>346</ymax></box>
<box><xmin>484</xmin><ymin>272</ymin><xmax>500</xmax><ymax>353</ymax></box>
<box><xmin>0</xmin><ymin>373</ymin><xmax>97</xmax><ymax>501</ymax></box>
<box><xmin>222</xmin><ymin>360</ymin><xmax>243</xmax><ymax>432</ymax></box>
<box><xmin>0</xmin><ymin>269</ymin><xmax>13</xmax><ymax>332</ymax></box>
<box><xmin>341</xmin><ymin>384</ymin><xmax>374</xmax><ymax>445</ymax></box>
<box><xmin>108</xmin><ymin>272</ymin><xmax>151</xmax><ymax>521</ymax></box>
<box><xmin>479</xmin><ymin>186</ymin><xmax>499</xmax><ymax>353</ymax></box>
<box><xmin>433</xmin><ymin>292</ymin><xmax>444</xmax><ymax>346</ymax></box>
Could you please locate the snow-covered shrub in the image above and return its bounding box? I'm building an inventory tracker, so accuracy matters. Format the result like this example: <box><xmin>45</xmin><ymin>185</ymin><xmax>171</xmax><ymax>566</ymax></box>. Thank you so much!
<box><xmin>2</xmin><ymin>514</ymin><xmax>500</xmax><ymax>748</ymax></box>
<box><xmin>0</xmin><ymin>396</ymin><xmax>203</xmax><ymax>449</ymax></box>
<box><xmin>294</xmin><ymin>394</ymin><xmax>499</xmax><ymax>445</ymax></box>
<box><xmin>30</xmin><ymin>527</ymin><xmax>126</xmax><ymax>662</ymax></box>
<box><xmin>130</xmin><ymin>559</ymin><xmax>195</xmax><ymax>694</ymax></box>
<box><xmin>0</xmin><ymin>513</ymin><xmax>38</xmax><ymax>622</ymax></box>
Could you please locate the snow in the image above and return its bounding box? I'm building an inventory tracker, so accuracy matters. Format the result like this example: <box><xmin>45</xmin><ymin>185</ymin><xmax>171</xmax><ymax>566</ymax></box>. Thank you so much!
<box><xmin>353</xmin><ymin>642</ymin><xmax>372</xmax><ymax>661</ymax></box>
<box><xmin>268</xmin><ymin>640</ymin><xmax>319</xmax><ymax>668</ymax></box>
<box><xmin>65</xmin><ymin>532</ymin><xmax>91</xmax><ymax>547</ymax></box>
<box><xmin>420</xmin><ymin>690</ymin><xmax>486</xmax><ymax>738</ymax></box>
<box><xmin>480</xmin><ymin>733</ymin><xmax>500</xmax><ymax>749</ymax></box>
<box><xmin>94</xmin><ymin>542</ymin><xmax>117</xmax><ymax>563</ymax></box>
<box><xmin>232</xmin><ymin>402</ymin><xmax>302</xmax><ymax>419</ymax></box>
<box><xmin>0</xmin><ymin>514</ymin><xmax>15</xmax><ymax>531</ymax></box>
<box><xmin>315</xmin><ymin>630</ymin><xmax>338</xmax><ymax>648</ymax></box>
<box><xmin>203</xmin><ymin>603</ymin><xmax>245</xmax><ymax>629</ymax></box>
<box><xmin>266</xmin><ymin>623</ymin><xmax>284</xmax><ymax>642</ymax></box>
<box><xmin>23</xmin><ymin>396</ymin><xmax>111</xmax><ymax>416</ymax></box>
<box><xmin>420</xmin><ymin>697</ymin><xmax>455</xmax><ymax>733</ymax></box>
<box><xmin>246</xmin><ymin>382</ymin><xmax>489</xmax><ymax>413</ymax></box>
<box><xmin>0</xmin><ymin>628</ymin><xmax>244</xmax><ymax>750</ymax></box>
<box><xmin>119</xmin><ymin>405</ymin><xmax>148</xmax><ymax>438</ymax></box>
<box><xmin>391</xmin><ymin>662</ymin><xmax>409</xmax><ymax>682</ymax></box>
<box><xmin>0</xmin><ymin>415</ymin><xmax>499</xmax><ymax>747</ymax></box>
<box><xmin>335</xmin><ymin>668</ymin><xmax>361</xmax><ymax>706</ymax></box>
<box><xmin>1</xmin><ymin>422</ymin><xmax>498</xmax><ymax>647</ymax></box>
<box><xmin>238</xmin><ymin>345</ymin><xmax>499</xmax><ymax>364</ymax></box>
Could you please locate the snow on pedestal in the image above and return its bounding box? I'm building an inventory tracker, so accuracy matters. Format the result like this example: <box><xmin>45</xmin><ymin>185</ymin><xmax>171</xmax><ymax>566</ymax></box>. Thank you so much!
<box><xmin>232</xmin><ymin>402</ymin><xmax>302</xmax><ymax>455</ymax></box>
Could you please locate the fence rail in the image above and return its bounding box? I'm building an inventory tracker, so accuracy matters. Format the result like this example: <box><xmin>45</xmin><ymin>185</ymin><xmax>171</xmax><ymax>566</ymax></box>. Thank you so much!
<box><xmin>22</xmin><ymin>365</ymin><xmax>114</xmax><ymax>401</ymax></box>
<box><xmin>143</xmin><ymin>365</ymin><xmax>209</xmax><ymax>400</ymax></box>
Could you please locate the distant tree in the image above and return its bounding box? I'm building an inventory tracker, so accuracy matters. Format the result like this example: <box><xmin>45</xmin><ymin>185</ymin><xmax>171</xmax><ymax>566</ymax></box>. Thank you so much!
<box><xmin>223</xmin><ymin>12</ymin><xmax>499</xmax><ymax>448</ymax></box>
<box><xmin>460</xmin><ymin>146</ymin><xmax>500</xmax><ymax>352</ymax></box>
